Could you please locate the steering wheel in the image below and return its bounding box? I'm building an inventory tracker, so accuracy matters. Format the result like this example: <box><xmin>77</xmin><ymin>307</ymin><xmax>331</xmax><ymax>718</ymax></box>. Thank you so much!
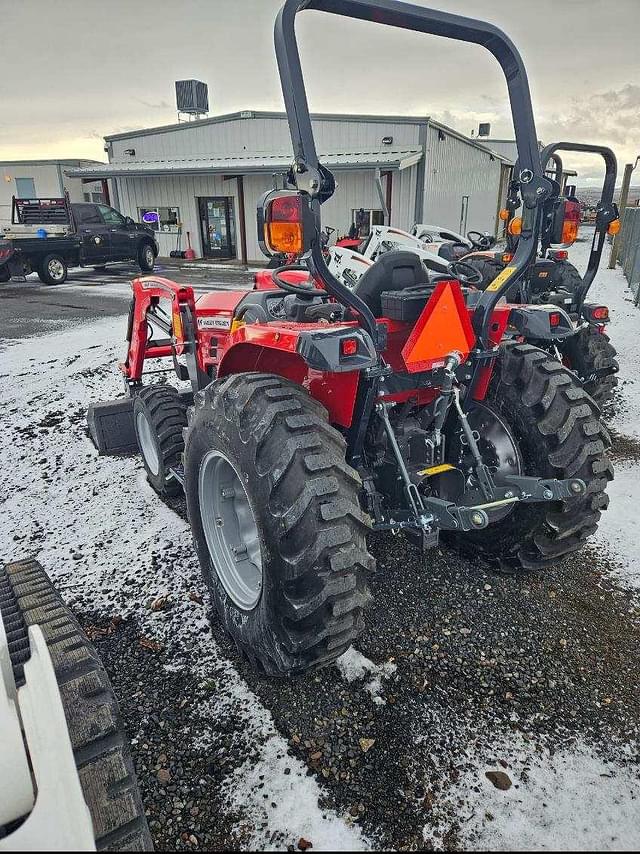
<box><xmin>467</xmin><ymin>231</ymin><xmax>494</xmax><ymax>250</ymax></box>
<box><xmin>271</xmin><ymin>265</ymin><xmax>325</xmax><ymax>299</ymax></box>
<box><xmin>448</xmin><ymin>260</ymin><xmax>484</xmax><ymax>286</ymax></box>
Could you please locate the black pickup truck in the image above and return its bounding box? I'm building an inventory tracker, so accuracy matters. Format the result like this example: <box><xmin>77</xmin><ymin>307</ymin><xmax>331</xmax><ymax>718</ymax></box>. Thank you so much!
<box><xmin>0</xmin><ymin>196</ymin><xmax>159</xmax><ymax>285</ymax></box>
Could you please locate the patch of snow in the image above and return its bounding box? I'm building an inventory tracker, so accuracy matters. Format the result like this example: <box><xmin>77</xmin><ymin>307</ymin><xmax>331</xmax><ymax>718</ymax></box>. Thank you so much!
<box><xmin>569</xmin><ymin>230</ymin><xmax>640</xmax><ymax>439</ymax></box>
<box><xmin>0</xmin><ymin>317</ymin><xmax>373</xmax><ymax>852</ymax></box>
<box><xmin>593</xmin><ymin>461</ymin><xmax>640</xmax><ymax>595</ymax></box>
<box><xmin>336</xmin><ymin>647</ymin><xmax>397</xmax><ymax>705</ymax></box>
<box><xmin>228</xmin><ymin>735</ymin><xmax>368</xmax><ymax>852</ymax></box>
<box><xmin>428</xmin><ymin>735</ymin><xmax>640</xmax><ymax>852</ymax></box>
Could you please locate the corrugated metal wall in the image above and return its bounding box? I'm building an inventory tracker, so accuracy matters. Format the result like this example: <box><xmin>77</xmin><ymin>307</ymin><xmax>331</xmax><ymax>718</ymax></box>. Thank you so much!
<box><xmin>117</xmin><ymin>165</ymin><xmax>418</xmax><ymax>262</ymax></box>
<box><xmin>421</xmin><ymin>125</ymin><xmax>505</xmax><ymax>235</ymax></box>
<box><xmin>109</xmin><ymin>115</ymin><xmax>422</xmax><ymax>160</ymax></box>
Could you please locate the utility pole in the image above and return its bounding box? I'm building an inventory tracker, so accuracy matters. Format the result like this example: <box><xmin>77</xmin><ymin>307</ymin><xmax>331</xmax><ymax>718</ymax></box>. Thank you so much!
<box><xmin>609</xmin><ymin>155</ymin><xmax>640</xmax><ymax>269</ymax></box>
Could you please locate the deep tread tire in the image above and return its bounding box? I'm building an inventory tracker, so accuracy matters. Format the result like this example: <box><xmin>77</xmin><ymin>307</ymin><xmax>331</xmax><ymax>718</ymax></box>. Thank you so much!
<box><xmin>37</xmin><ymin>253</ymin><xmax>68</xmax><ymax>285</ymax></box>
<box><xmin>559</xmin><ymin>326</ymin><xmax>619</xmax><ymax>405</ymax></box>
<box><xmin>137</xmin><ymin>243</ymin><xmax>155</xmax><ymax>273</ymax></box>
<box><xmin>449</xmin><ymin>344</ymin><xmax>613</xmax><ymax>572</ymax></box>
<box><xmin>184</xmin><ymin>373</ymin><xmax>374</xmax><ymax>676</ymax></box>
<box><xmin>554</xmin><ymin>260</ymin><xmax>583</xmax><ymax>295</ymax></box>
<box><xmin>134</xmin><ymin>385</ymin><xmax>187</xmax><ymax>497</ymax></box>
<box><xmin>0</xmin><ymin>559</ymin><xmax>153</xmax><ymax>851</ymax></box>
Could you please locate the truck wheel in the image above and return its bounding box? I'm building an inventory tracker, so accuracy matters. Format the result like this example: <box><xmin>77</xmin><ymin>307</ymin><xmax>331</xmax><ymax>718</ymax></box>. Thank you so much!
<box><xmin>184</xmin><ymin>373</ymin><xmax>374</xmax><ymax>676</ymax></box>
<box><xmin>133</xmin><ymin>385</ymin><xmax>187</xmax><ymax>497</ymax></box>
<box><xmin>448</xmin><ymin>343</ymin><xmax>612</xmax><ymax>572</ymax></box>
<box><xmin>559</xmin><ymin>326</ymin><xmax>619</xmax><ymax>405</ymax></box>
<box><xmin>137</xmin><ymin>243</ymin><xmax>156</xmax><ymax>273</ymax></box>
<box><xmin>37</xmin><ymin>253</ymin><xmax>68</xmax><ymax>285</ymax></box>
<box><xmin>0</xmin><ymin>559</ymin><xmax>153</xmax><ymax>851</ymax></box>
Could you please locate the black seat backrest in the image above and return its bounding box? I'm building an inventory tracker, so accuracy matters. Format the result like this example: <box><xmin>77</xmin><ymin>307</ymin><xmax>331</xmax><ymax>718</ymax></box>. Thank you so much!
<box><xmin>353</xmin><ymin>250</ymin><xmax>430</xmax><ymax>317</ymax></box>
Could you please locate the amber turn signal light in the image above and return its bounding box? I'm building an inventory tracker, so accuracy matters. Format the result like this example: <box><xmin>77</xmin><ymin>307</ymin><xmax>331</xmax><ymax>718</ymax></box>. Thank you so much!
<box><xmin>507</xmin><ymin>217</ymin><xmax>523</xmax><ymax>236</ymax></box>
<box><xmin>608</xmin><ymin>219</ymin><xmax>621</xmax><ymax>236</ymax></box>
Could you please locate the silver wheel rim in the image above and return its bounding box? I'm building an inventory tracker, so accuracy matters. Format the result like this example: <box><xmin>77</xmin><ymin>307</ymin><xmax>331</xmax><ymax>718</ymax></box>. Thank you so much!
<box><xmin>144</xmin><ymin>246</ymin><xmax>154</xmax><ymax>267</ymax></box>
<box><xmin>48</xmin><ymin>258</ymin><xmax>65</xmax><ymax>281</ymax></box>
<box><xmin>136</xmin><ymin>411</ymin><xmax>160</xmax><ymax>476</ymax></box>
<box><xmin>199</xmin><ymin>450</ymin><xmax>263</xmax><ymax>611</ymax></box>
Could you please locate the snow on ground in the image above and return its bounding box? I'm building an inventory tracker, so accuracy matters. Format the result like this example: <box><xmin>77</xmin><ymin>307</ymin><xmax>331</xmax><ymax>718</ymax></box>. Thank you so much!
<box><xmin>569</xmin><ymin>231</ymin><xmax>640</xmax><ymax>595</ymax></box>
<box><xmin>430</xmin><ymin>735</ymin><xmax>640</xmax><ymax>852</ymax></box>
<box><xmin>335</xmin><ymin>647</ymin><xmax>397</xmax><ymax>706</ymax></box>
<box><xmin>0</xmin><ymin>318</ymin><xmax>370</xmax><ymax>852</ymax></box>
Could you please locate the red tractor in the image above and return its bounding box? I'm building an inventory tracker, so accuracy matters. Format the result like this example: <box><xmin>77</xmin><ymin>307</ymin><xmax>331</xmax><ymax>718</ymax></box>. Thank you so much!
<box><xmin>90</xmin><ymin>0</ymin><xmax>612</xmax><ymax>676</ymax></box>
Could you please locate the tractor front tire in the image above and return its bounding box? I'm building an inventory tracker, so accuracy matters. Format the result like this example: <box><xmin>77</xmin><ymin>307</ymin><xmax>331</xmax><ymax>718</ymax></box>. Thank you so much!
<box><xmin>451</xmin><ymin>343</ymin><xmax>612</xmax><ymax>572</ymax></box>
<box><xmin>133</xmin><ymin>385</ymin><xmax>187</xmax><ymax>497</ymax></box>
<box><xmin>559</xmin><ymin>326</ymin><xmax>619</xmax><ymax>405</ymax></box>
<box><xmin>184</xmin><ymin>373</ymin><xmax>374</xmax><ymax>676</ymax></box>
<box><xmin>554</xmin><ymin>260</ymin><xmax>583</xmax><ymax>295</ymax></box>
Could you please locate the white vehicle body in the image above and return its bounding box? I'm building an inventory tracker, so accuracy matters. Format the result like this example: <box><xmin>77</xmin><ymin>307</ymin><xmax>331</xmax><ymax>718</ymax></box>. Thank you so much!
<box><xmin>0</xmin><ymin>615</ymin><xmax>95</xmax><ymax>851</ymax></box>
<box><xmin>411</xmin><ymin>222</ymin><xmax>473</xmax><ymax>246</ymax></box>
<box><xmin>327</xmin><ymin>225</ymin><xmax>452</xmax><ymax>289</ymax></box>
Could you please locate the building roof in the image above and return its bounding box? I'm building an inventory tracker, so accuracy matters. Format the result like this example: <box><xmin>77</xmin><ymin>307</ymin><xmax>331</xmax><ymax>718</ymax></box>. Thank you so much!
<box><xmin>0</xmin><ymin>158</ymin><xmax>105</xmax><ymax>167</ymax></box>
<box><xmin>66</xmin><ymin>148</ymin><xmax>424</xmax><ymax>179</ymax></box>
<box><xmin>104</xmin><ymin>110</ymin><xmax>431</xmax><ymax>142</ymax></box>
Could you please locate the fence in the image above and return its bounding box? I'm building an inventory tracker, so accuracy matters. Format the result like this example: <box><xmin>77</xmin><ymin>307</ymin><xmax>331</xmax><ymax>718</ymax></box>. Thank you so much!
<box><xmin>618</xmin><ymin>206</ymin><xmax>640</xmax><ymax>300</ymax></box>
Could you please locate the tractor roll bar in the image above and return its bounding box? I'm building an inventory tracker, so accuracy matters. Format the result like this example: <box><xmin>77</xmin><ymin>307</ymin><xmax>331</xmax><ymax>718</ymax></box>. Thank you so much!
<box><xmin>539</xmin><ymin>142</ymin><xmax>618</xmax><ymax>312</ymax></box>
<box><xmin>275</xmin><ymin>0</ymin><xmax>554</xmax><ymax>347</ymax></box>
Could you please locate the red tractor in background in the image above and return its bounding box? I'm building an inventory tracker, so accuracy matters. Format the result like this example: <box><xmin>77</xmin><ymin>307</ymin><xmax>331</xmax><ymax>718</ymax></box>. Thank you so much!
<box><xmin>463</xmin><ymin>143</ymin><xmax>621</xmax><ymax>404</ymax></box>
<box><xmin>90</xmin><ymin>0</ymin><xmax>612</xmax><ymax>676</ymax></box>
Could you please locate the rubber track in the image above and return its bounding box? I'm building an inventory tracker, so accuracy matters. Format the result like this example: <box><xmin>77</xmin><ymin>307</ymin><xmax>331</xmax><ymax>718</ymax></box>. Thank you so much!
<box><xmin>1</xmin><ymin>560</ymin><xmax>152</xmax><ymax>851</ymax></box>
<box><xmin>194</xmin><ymin>373</ymin><xmax>375</xmax><ymax>675</ymax></box>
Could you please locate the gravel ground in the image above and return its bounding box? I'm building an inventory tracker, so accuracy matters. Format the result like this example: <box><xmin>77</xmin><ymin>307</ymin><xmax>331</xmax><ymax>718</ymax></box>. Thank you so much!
<box><xmin>2</xmin><ymin>235</ymin><xmax>640</xmax><ymax>851</ymax></box>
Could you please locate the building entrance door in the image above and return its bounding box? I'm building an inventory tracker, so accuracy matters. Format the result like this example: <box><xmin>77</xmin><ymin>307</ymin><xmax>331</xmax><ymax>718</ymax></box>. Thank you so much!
<box><xmin>198</xmin><ymin>197</ymin><xmax>237</xmax><ymax>259</ymax></box>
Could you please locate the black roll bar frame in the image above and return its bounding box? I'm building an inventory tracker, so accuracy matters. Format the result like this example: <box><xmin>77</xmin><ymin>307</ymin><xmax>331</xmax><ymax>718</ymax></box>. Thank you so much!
<box><xmin>274</xmin><ymin>0</ymin><xmax>553</xmax><ymax>347</ymax></box>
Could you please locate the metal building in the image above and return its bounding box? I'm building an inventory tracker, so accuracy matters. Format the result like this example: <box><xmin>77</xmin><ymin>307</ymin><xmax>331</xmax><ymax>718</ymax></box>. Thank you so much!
<box><xmin>67</xmin><ymin>111</ymin><xmax>512</xmax><ymax>263</ymax></box>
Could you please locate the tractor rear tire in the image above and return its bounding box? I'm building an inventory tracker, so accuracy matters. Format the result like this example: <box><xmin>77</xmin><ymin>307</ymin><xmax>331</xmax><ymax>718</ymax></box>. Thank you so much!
<box><xmin>133</xmin><ymin>385</ymin><xmax>187</xmax><ymax>497</ymax></box>
<box><xmin>554</xmin><ymin>260</ymin><xmax>583</xmax><ymax>295</ymax></box>
<box><xmin>0</xmin><ymin>559</ymin><xmax>152</xmax><ymax>851</ymax></box>
<box><xmin>450</xmin><ymin>343</ymin><xmax>612</xmax><ymax>572</ymax></box>
<box><xmin>184</xmin><ymin>373</ymin><xmax>374</xmax><ymax>676</ymax></box>
<box><xmin>559</xmin><ymin>326</ymin><xmax>619</xmax><ymax>405</ymax></box>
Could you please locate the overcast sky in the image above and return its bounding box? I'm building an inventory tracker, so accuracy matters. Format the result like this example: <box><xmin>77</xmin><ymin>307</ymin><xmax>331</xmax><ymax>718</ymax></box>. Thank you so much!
<box><xmin>1</xmin><ymin>0</ymin><xmax>638</xmax><ymax>185</ymax></box>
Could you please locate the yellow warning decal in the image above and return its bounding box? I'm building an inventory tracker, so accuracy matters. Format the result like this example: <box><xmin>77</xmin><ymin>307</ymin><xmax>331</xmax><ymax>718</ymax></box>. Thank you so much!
<box><xmin>486</xmin><ymin>265</ymin><xmax>517</xmax><ymax>292</ymax></box>
<box><xmin>418</xmin><ymin>463</ymin><xmax>455</xmax><ymax>477</ymax></box>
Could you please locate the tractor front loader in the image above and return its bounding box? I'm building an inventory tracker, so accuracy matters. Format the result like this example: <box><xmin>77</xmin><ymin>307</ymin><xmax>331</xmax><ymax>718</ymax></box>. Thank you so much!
<box><xmin>89</xmin><ymin>0</ymin><xmax>612</xmax><ymax>677</ymax></box>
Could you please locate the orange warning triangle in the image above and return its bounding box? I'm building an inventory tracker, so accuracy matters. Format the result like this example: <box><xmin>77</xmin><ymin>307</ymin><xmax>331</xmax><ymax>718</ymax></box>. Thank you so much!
<box><xmin>401</xmin><ymin>280</ymin><xmax>476</xmax><ymax>373</ymax></box>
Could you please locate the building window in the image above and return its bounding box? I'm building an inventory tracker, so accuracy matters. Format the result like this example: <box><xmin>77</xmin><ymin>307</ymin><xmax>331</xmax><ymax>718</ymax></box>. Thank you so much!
<box><xmin>84</xmin><ymin>191</ymin><xmax>105</xmax><ymax>203</ymax></box>
<box><xmin>15</xmin><ymin>177</ymin><xmax>36</xmax><ymax>198</ymax></box>
<box><xmin>351</xmin><ymin>208</ymin><xmax>384</xmax><ymax>238</ymax></box>
<box><xmin>138</xmin><ymin>206</ymin><xmax>180</xmax><ymax>232</ymax></box>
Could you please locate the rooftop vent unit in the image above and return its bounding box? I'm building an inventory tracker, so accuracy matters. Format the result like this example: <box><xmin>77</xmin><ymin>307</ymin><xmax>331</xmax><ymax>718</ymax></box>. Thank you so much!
<box><xmin>175</xmin><ymin>80</ymin><xmax>209</xmax><ymax>120</ymax></box>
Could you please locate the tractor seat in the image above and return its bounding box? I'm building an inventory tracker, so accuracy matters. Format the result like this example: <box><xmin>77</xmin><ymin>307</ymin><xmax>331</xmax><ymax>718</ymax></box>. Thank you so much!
<box><xmin>437</xmin><ymin>241</ymin><xmax>468</xmax><ymax>263</ymax></box>
<box><xmin>353</xmin><ymin>250</ymin><xmax>430</xmax><ymax>317</ymax></box>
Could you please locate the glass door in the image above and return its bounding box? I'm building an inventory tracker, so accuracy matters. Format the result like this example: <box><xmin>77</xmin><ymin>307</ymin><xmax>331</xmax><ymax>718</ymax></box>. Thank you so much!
<box><xmin>198</xmin><ymin>197</ymin><xmax>236</xmax><ymax>259</ymax></box>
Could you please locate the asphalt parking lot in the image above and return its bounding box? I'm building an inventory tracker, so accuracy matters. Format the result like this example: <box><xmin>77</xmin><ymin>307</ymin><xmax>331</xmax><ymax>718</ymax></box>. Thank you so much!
<box><xmin>1</xmin><ymin>252</ymin><xmax>639</xmax><ymax>851</ymax></box>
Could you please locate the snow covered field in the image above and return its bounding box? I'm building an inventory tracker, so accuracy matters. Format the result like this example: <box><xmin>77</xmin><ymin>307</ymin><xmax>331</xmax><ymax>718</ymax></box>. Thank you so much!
<box><xmin>0</xmin><ymin>230</ymin><xmax>639</xmax><ymax>851</ymax></box>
